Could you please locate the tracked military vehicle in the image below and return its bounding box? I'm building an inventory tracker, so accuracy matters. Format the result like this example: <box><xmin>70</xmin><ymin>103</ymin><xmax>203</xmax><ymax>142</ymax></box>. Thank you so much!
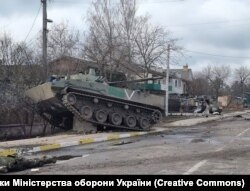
<box><xmin>25</xmin><ymin>68</ymin><xmax>165</xmax><ymax>133</ymax></box>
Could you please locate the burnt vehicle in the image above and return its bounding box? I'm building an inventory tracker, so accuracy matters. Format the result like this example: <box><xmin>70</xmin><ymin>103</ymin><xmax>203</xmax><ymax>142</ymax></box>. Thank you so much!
<box><xmin>193</xmin><ymin>96</ymin><xmax>222</xmax><ymax>114</ymax></box>
<box><xmin>25</xmin><ymin>68</ymin><xmax>165</xmax><ymax>133</ymax></box>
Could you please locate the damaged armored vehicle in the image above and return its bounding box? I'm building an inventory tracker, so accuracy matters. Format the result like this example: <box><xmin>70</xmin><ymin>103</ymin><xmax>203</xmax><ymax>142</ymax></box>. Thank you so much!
<box><xmin>25</xmin><ymin>68</ymin><xmax>165</xmax><ymax>133</ymax></box>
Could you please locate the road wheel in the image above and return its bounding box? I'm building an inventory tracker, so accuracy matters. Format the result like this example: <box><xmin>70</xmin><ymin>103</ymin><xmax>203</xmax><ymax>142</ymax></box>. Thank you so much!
<box><xmin>124</xmin><ymin>115</ymin><xmax>136</xmax><ymax>128</ymax></box>
<box><xmin>94</xmin><ymin>109</ymin><xmax>108</xmax><ymax>123</ymax></box>
<box><xmin>152</xmin><ymin>110</ymin><xmax>162</xmax><ymax>123</ymax></box>
<box><xmin>66</xmin><ymin>93</ymin><xmax>77</xmax><ymax>105</ymax></box>
<box><xmin>139</xmin><ymin>117</ymin><xmax>150</xmax><ymax>130</ymax></box>
<box><xmin>80</xmin><ymin>105</ymin><xmax>93</xmax><ymax>119</ymax></box>
<box><xmin>109</xmin><ymin>112</ymin><xmax>123</xmax><ymax>126</ymax></box>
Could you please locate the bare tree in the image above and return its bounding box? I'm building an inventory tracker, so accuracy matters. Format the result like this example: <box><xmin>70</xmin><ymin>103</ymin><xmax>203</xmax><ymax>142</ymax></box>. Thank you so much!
<box><xmin>234</xmin><ymin>65</ymin><xmax>250</xmax><ymax>83</ymax></box>
<box><xmin>83</xmin><ymin>0</ymin><xmax>179</xmax><ymax>80</ymax></box>
<box><xmin>117</xmin><ymin>0</ymin><xmax>136</xmax><ymax>64</ymax></box>
<box><xmin>0</xmin><ymin>33</ymin><xmax>40</xmax><ymax>126</ymax></box>
<box><xmin>234</xmin><ymin>65</ymin><xmax>250</xmax><ymax>97</ymax></box>
<box><xmin>47</xmin><ymin>21</ymin><xmax>80</xmax><ymax>60</ymax></box>
<box><xmin>133</xmin><ymin>16</ymin><xmax>178</xmax><ymax>77</ymax></box>
<box><xmin>190</xmin><ymin>71</ymin><xmax>210</xmax><ymax>96</ymax></box>
<box><xmin>202</xmin><ymin>65</ymin><xmax>231</xmax><ymax>99</ymax></box>
<box><xmin>83</xmin><ymin>0</ymin><xmax>124</xmax><ymax>79</ymax></box>
<box><xmin>0</xmin><ymin>34</ymin><xmax>29</xmax><ymax>108</ymax></box>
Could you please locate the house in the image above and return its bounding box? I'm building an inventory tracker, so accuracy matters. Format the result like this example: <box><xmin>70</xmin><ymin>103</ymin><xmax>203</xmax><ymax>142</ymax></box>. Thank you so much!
<box><xmin>217</xmin><ymin>96</ymin><xmax>231</xmax><ymax>107</ymax></box>
<box><xmin>132</xmin><ymin>64</ymin><xmax>193</xmax><ymax>96</ymax></box>
<box><xmin>169</xmin><ymin>64</ymin><xmax>193</xmax><ymax>95</ymax></box>
<box><xmin>48</xmin><ymin>56</ymin><xmax>127</xmax><ymax>82</ymax></box>
<box><xmin>49</xmin><ymin>56</ymin><xmax>99</xmax><ymax>75</ymax></box>
<box><xmin>217</xmin><ymin>95</ymin><xmax>246</xmax><ymax>109</ymax></box>
<box><xmin>48</xmin><ymin>56</ymin><xmax>193</xmax><ymax>96</ymax></box>
<box><xmin>244</xmin><ymin>92</ymin><xmax>250</xmax><ymax>107</ymax></box>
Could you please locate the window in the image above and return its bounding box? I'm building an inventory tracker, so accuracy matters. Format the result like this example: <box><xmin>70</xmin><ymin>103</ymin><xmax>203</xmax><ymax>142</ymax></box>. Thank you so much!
<box><xmin>175</xmin><ymin>79</ymin><xmax>178</xmax><ymax>87</ymax></box>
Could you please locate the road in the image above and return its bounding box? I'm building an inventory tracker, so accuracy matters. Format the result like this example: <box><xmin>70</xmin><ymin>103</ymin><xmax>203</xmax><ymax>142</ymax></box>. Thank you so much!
<box><xmin>9</xmin><ymin>116</ymin><xmax>250</xmax><ymax>174</ymax></box>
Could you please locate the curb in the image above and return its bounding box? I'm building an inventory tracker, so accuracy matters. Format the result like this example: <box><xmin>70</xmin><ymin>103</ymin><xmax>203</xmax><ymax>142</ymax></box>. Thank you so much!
<box><xmin>165</xmin><ymin>111</ymin><xmax>250</xmax><ymax>127</ymax></box>
<box><xmin>0</xmin><ymin>128</ymin><xmax>167</xmax><ymax>157</ymax></box>
<box><xmin>0</xmin><ymin>110</ymin><xmax>249</xmax><ymax>157</ymax></box>
<box><xmin>27</xmin><ymin>129</ymin><xmax>165</xmax><ymax>153</ymax></box>
<box><xmin>0</xmin><ymin>149</ymin><xmax>20</xmax><ymax>158</ymax></box>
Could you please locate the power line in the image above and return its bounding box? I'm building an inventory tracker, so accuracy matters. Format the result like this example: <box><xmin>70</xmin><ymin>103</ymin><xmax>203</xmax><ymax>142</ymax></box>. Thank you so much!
<box><xmin>183</xmin><ymin>49</ymin><xmax>250</xmax><ymax>59</ymax></box>
<box><xmin>49</xmin><ymin>1</ymin><xmax>250</xmax><ymax>29</ymax></box>
<box><xmin>138</xmin><ymin>0</ymin><xmax>185</xmax><ymax>4</ymax></box>
<box><xmin>165</xmin><ymin>18</ymin><xmax>250</xmax><ymax>28</ymax></box>
<box><xmin>53</xmin><ymin>0</ymin><xmax>184</xmax><ymax>5</ymax></box>
<box><xmin>24</xmin><ymin>3</ymin><xmax>42</xmax><ymax>42</ymax></box>
<box><xmin>52</xmin><ymin>0</ymin><xmax>91</xmax><ymax>4</ymax></box>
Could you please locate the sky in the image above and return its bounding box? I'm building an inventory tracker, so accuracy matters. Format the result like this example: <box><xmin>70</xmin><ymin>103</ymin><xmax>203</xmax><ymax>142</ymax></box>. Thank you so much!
<box><xmin>1</xmin><ymin>0</ymin><xmax>250</xmax><ymax>74</ymax></box>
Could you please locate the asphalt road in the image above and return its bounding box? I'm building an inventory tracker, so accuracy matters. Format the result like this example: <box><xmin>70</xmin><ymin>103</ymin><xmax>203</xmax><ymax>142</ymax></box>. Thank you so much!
<box><xmin>9</xmin><ymin>116</ymin><xmax>250</xmax><ymax>174</ymax></box>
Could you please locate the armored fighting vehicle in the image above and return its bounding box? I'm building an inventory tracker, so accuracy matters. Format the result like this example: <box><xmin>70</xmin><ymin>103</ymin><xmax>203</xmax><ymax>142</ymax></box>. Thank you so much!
<box><xmin>25</xmin><ymin>68</ymin><xmax>164</xmax><ymax>133</ymax></box>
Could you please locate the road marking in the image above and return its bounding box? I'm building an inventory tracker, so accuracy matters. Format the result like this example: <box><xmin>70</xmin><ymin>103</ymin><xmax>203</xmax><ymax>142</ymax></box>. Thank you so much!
<box><xmin>184</xmin><ymin>160</ymin><xmax>207</xmax><ymax>175</ymax></box>
<box><xmin>236</xmin><ymin>128</ymin><xmax>250</xmax><ymax>137</ymax></box>
<box><xmin>82</xmin><ymin>154</ymin><xmax>89</xmax><ymax>158</ymax></box>
<box><xmin>157</xmin><ymin>170</ymin><xmax>168</xmax><ymax>174</ymax></box>
<box><xmin>216</xmin><ymin>128</ymin><xmax>250</xmax><ymax>152</ymax></box>
<box><xmin>215</xmin><ymin>147</ymin><xmax>224</xmax><ymax>152</ymax></box>
<box><xmin>56</xmin><ymin>160</ymin><xmax>66</xmax><ymax>164</ymax></box>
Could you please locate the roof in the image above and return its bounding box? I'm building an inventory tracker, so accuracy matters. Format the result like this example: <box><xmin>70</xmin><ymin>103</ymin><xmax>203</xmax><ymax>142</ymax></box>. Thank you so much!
<box><xmin>48</xmin><ymin>56</ymin><xmax>193</xmax><ymax>81</ymax></box>
<box><xmin>170</xmin><ymin>68</ymin><xmax>193</xmax><ymax>81</ymax></box>
<box><xmin>145</xmin><ymin>67</ymin><xmax>193</xmax><ymax>81</ymax></box>
<box><xmin>49</xmin><ymin>55</ymin><xmax>98</xmax><ymax>68</ymax></box>
<box><xmin>118</xmin><ymin>63</ymin><xmax>178</xmax><ymax>79</ymax></box>
<box><xmin>48</xmin><ymin>55</ymin><xmax>99</xmax><ymax>75</ymax></box>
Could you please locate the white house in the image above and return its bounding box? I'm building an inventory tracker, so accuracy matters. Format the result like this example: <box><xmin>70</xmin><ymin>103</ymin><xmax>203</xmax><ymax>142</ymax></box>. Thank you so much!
<box><xmin>169</xmin><ymin>65</ymin><xmax>193</xmax><ymax>95</ymax></box>
<box><xmin>145</xmin><ymin>65</ymin><xmax>193</xmax><ymax>96</ymax></box>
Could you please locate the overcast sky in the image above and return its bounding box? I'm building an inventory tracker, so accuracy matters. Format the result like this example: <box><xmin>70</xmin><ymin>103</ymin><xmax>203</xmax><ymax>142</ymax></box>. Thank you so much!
<box><xmin>1</xmin><ymin>0</ymin><xmax>250</xmax><ymax>74</ymax></box>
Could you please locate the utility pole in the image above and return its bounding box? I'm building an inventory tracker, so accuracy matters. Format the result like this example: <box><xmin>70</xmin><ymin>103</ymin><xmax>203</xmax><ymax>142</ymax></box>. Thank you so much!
<box><xmin>42</xmin><ymin>0</ymin><xmax>48</xmax><ymax>79</ymax></box>
<box><xmin>41</xmin><ymin>0</ymin><xmax>52</xmax><ymax>79</ymax></box>
<box><xmin>165</xmin><ymin>44</ymin><xmax>170</xmax><ymax>116</ymax></box>
<box><xmin>242</xmin><ymin>81</ymin><xmax>245</xmax><ymax>106</ymax></box>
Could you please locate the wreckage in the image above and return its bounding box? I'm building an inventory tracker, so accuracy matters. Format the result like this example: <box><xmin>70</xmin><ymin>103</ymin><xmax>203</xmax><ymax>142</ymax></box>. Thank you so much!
<box><xmin>193</xmin><ymin>97</ymin><xmax>223</xmax><ymax>115</ymax></box>
<box><xmin>25</xmin><ymin>68</ymin><xmax>165</xmax><ymax>133</ymax></box>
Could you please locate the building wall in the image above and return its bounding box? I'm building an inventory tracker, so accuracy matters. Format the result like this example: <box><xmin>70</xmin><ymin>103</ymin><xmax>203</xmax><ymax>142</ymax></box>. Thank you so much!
<box><xmin>144</xmin><ymin>76</ymin><xmax>186</xmax><ymax>95</ymax></box>
<box><xmin>49</xmin><ymin>57</ymin><xmax>98</xmax><ymax>76</ymax></box>
<box><xmin>170</xmin><ymin>78</ymin><xmax>184</xmax><ymax>94</ymax></box>
<box><xmin>50</xmin><ymin>59</ymin><xmax>87</xmax><ymax>75</ymax></box>
<box><xmin>159</xmin><ymin>78</ymin><xmax>185</xmax><ymax>94</ymax></box>
<box><xmin>218</xmin><ymin>96</ymin><xmax>230</xmax><ymax>107</ymax></box>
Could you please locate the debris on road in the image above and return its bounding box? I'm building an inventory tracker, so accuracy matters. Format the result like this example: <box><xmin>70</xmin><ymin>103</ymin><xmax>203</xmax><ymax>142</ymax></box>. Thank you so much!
<box><xmin>112</xmin><ymin>140</ymin><xmax>134</xmax><ymax>146</ymax></box>
<box><xmin>191</xmin><ymin>138</ymin><xmax>205</xmax><ymax>143</ymax></box>
<box><xmin>55</xmin><ymin>155</ymin><xmax>81</xmax><ymax>161</ymax></box>
<box><xmin>235</xmin><ymin>115</ymin><xmax>243</xmax><ymax>118</ymax></box>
